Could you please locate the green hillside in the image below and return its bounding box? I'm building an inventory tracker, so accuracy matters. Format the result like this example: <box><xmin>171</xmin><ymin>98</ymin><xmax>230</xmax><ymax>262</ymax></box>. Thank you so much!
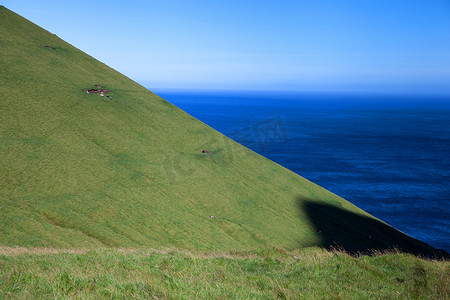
<box><xmin>0</xmin><ymin>6</ymin><xmax>444</xmax><ymax>257</ymax></box>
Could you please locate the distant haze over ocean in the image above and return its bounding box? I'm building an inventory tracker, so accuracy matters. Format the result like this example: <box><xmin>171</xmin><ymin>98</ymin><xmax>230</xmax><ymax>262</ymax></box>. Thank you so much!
<box><xmin>154</xmin><ymin>89</ymin><xmax>450</xmax><ymax>252</ymax></box>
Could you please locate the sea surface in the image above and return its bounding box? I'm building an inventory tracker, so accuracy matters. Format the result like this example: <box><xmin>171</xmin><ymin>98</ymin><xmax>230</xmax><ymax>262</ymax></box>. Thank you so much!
<box><xmin>155</xmin><ymin>89</ymin><xmax>450</xmax><ymax>252</ymax></box>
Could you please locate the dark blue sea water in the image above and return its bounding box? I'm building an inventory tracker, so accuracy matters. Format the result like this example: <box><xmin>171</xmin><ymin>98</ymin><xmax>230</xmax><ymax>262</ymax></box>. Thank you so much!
<box><xmin>156</xmin><ymin>89</ymin><xmax>450</xmax><ymax>252</ymax></box>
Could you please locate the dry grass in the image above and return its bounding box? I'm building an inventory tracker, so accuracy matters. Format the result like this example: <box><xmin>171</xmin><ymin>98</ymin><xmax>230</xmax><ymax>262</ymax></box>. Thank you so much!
<box><xmin>0</xmin><ymin>247</ymin><xmax>88</xmax><ymax>256</ymax></box>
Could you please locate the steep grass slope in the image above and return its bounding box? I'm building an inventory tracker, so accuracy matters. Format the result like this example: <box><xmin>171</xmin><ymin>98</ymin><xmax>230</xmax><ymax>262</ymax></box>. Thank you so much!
<box><xmin>0</xmin><ymin>6</ymin><xmax>444</xmax><ymax>256</ymax></box>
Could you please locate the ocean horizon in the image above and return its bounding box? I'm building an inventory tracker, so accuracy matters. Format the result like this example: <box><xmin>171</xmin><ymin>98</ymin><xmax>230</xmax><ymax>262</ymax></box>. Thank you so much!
<box><xmin>153</xmin><ymin>88</ymin><xmax>450</xmax><ymax>252</ymax></box>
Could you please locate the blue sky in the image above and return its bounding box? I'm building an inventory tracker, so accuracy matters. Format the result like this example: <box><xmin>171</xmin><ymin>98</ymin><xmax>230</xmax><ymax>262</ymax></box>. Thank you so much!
<box><xmin>3</xmin><ymin>0</ymin><xmax>450</xmax><ymax>93</ymax></box>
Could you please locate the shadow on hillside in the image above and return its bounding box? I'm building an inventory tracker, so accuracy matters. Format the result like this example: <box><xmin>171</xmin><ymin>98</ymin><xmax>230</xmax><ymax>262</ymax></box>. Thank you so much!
<box><xmin>298</xmin><ymin>197</ymin><xmax>449</xmax><ymax>259</ymax></box>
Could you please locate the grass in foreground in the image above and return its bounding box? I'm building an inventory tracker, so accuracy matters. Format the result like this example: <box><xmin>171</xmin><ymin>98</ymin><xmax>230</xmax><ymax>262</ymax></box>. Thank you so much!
<box><xmin>0</xmin><ymin>247</ymin><xmax>448</xmax><ymax>299</ymax></box>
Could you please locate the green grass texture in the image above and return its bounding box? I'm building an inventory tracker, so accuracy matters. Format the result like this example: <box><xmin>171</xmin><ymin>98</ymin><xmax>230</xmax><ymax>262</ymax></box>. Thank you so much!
<box><xmin>0</xmin><ymin>247</ymin><xmax>448</xmax><ymax>299</ymax></box>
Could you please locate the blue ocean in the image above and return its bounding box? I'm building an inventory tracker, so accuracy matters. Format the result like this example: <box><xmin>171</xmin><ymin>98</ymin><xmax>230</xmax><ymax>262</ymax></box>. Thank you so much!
<box><xmin>156</xmin><ymin>89</ymin><xmax>450</xmax><ymax>252</ymax></box>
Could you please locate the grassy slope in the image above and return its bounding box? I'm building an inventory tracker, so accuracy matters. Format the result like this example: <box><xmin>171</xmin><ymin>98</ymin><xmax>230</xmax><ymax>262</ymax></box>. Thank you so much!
<box><xmin>0</xmin><ymin>247</ymin><xmax>449</xmax><ymax>299</ymax></box>
<box><xmin>0</xmin><ymin>6</ymin><xmax>444</xmax><ymax>256</ymax></box>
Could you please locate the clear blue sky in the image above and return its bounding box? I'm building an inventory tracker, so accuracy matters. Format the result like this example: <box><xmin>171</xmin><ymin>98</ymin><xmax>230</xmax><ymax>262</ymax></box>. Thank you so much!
<box><xmin>3</xmin><ymin>0</ymin><xmax>450</xmax><ymax>93</ymax></box>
